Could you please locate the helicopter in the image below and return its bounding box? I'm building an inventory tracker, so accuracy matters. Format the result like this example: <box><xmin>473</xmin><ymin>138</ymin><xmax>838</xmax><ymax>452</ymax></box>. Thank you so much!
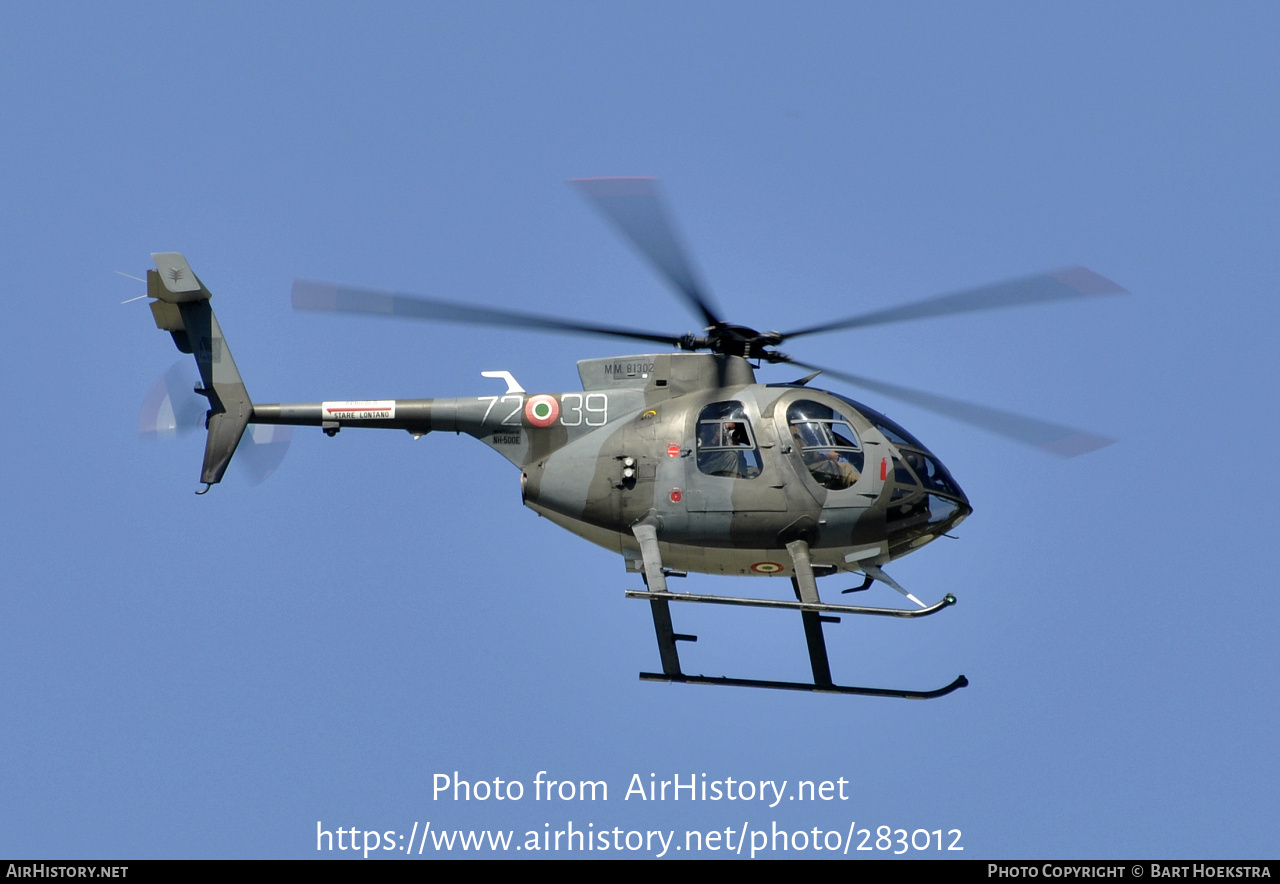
<box><xmin>140</xmin><ymin>177</ymin><xmax>1124</xmax><ymax>699</ymax></box>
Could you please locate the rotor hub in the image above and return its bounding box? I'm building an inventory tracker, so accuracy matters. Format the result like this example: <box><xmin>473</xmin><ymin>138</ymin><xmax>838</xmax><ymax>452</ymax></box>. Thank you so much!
<box><xmin>699</xmin><ymin>324</ymin><xmax>784</xmax><ymax>359</ymax></box>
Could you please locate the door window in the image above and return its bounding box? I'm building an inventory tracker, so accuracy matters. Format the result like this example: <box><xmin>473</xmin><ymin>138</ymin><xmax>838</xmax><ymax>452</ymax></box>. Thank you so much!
<box><xmin>695</xmin><ymin>401</ymin><xmax>763</xmax><ymax>479</ymax></box>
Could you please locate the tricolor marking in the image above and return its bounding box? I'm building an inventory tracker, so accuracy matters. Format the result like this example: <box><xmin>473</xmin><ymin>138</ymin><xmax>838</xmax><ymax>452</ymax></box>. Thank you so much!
<box><xmin>525</xmin><ymin>394</ymin><xmax>560</xmax><ymax>428</ymax></box>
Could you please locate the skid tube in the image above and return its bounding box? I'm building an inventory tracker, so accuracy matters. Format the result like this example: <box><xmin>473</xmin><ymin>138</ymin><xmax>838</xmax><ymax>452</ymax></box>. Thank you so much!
<box><xmin>626</xmin><ymin>588</ymin><xmax>967</xmax><ymax>700</ymax></box>
<box><xmin>638</xmin><ymin>672</ymin><xmax>969</xmax><ymax>699</ymax></box>
<box><xmin>624</xmin><ymin>589</ymin><xmax>958</xmax><ymax>618</ymax></box>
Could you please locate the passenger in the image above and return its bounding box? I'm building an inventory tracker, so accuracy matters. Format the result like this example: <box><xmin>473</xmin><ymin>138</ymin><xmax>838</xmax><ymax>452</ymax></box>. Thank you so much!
<box><xmin>698</xmin><ymin>422</ymin><xmax>746</xmax><ymax>478</ymax></box>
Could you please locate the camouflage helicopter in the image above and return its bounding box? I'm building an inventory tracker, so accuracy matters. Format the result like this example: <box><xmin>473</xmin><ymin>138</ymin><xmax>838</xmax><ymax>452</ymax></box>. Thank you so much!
<box><xmin>141</xmin><ymin>178</ymin><xmax>1123</xmax><ymax>699</ymax></box>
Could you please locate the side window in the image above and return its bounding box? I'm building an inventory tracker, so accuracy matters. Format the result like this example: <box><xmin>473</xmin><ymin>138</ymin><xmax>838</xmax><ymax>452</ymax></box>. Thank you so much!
<box><xmin>696</xmin><ymin>401</ymin><xmax>763</xmax><ymax>480</ymax></box>
<box><xmin>787</xmin><ymin>400</ymin><xmax>865</xmax><ymax>490</ymax></box>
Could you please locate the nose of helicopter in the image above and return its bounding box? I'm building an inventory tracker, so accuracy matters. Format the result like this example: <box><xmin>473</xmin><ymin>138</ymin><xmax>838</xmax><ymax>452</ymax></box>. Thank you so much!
<box><xmin>885</xmin><ymin>449</ymin><xmax>972</xmax><ymax>556</ymax></box>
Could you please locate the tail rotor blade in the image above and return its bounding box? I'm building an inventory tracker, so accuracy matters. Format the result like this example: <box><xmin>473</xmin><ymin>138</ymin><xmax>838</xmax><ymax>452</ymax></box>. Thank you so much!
<box><xmin>140</xmin><ymin>362</ymin><xmax>292</xmax><ymax>485</ymax></box>
<box><xmin>236</xmin><ymin>424</ymin><xmax>293</xmax><ymax>486</ymax></box>
<box><xmin>139</xmin><ymin>361</ymin><xmax>205</xmax><ymax>439</ymax></box>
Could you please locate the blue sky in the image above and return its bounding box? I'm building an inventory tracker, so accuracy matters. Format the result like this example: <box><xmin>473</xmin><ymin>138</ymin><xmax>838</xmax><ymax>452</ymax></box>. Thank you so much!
<box><xmin>3</xmin><ymin>2</ymin><xmax>1278</xmax><ymax>859</ymax></box>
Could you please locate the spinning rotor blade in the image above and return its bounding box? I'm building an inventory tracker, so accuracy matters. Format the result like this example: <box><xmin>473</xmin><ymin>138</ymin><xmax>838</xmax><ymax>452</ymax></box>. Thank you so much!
<box><xmin>571</xmin><ymin>177</ymin><xmax>724</xmax><ymax>329</ymax></box>
<box><xmin>292</xmin><ymin>280</ymin><xmax>688</xmax><ymax>348</ymax></box>
<box><xmin>139</xmin><ymin>361</ymin><xmax>292</xmax><ymax>483</ymax></box>
<box><xmin>784</xmin><ymin>359</ymin><xmax>1115</xmax><ymax>457</ymax></box>
<box><xmin>781</xmin><ymin>267</ymin><xmax>1126</xmax><ymax>340</ymax></box>
<box><xmin>138</xmin><ymin>361</ymin><xmax>205</xmax><ymax>438</ymax></box>
<box><xmin>237</xmin><ymin>424</ymin><xmax>294</xmax><ymax>486</ymax></box>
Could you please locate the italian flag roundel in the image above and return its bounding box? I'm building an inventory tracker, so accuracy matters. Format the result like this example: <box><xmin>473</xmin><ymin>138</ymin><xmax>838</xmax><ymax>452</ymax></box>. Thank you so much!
<box><xmin>525</xmin><ymin>394</ymin><xmax>560</xmax><ymax>427</ymax></box>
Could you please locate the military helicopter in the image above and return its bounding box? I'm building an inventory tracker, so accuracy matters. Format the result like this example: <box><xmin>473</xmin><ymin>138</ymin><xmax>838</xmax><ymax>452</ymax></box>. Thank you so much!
<box><xmin>140</xmin><ymin>178</ymin><xmax>1124</xmax><ymax>699</ymax></box>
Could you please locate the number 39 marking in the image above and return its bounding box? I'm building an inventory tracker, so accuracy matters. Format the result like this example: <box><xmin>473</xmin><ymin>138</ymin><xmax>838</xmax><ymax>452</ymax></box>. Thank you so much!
<box><xmin>560</xmin><ymin>392</ymin><xmax>608</xmax><ymax>427</ymax></box>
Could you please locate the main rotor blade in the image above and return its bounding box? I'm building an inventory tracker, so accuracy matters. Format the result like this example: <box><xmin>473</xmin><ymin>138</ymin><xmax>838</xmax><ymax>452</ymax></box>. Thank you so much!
<box><xmin>571</xmin><ymin>177</ymin><xmax>724</xmax><ymax>329</ymax></box>
<box><xmin>784</xmin><ymin>359</ymin><xmax>1115</xmax><ymax>457</ymax></box>
<box><xmin>292</xmin><ymin>280</ymin><xmax>688</xmax><ymax>348</ymax></box>
<box><xmin>781</xmin><ymin>267</ymin><xmax>1126</xmax><ymax>340</ymax></box>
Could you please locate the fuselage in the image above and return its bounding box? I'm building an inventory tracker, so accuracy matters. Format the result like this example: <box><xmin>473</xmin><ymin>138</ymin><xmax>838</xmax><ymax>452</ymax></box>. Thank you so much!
<box><xmin>518</xmin><ymin>354</ymin><xmax>970</xmax><ymax>577</ymax></box>
<box><xmin>255</xmin><ymin>353</ymin><xmax>970</xmax><ymax>579</ymax></box>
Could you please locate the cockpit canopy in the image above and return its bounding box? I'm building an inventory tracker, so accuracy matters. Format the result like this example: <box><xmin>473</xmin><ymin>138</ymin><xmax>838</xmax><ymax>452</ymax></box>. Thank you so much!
<box><xmin>831</xmin><ymin>393</ymin><xmax>964</xmax><ymax>500</ymax></box>
<box><xmin>787</xmin><ymin>400</ymin><xmax>864</xmax><ymax>490</ymax></box>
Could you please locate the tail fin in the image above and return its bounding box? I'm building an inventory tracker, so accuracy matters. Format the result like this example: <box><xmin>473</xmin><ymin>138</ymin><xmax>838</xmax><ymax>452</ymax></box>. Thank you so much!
<box><xmin>146</xmin><ymin>253</ymin><xmax>253</xmax><ymax>490</ymax></box>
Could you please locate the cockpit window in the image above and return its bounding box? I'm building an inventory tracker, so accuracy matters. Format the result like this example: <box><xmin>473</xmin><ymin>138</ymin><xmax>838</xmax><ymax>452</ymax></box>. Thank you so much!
<box><xmin>900</xmin><ymin>449</ymin><xmax>963</xmax><ymax>499</ymax></box>
<box><xmin>787</xmin><ymin>400</ymin><xmax>864</xmax><ymax>490</ymax></box>
<box><xmin>696</xmin><ymin>401</ymin><xmax>762</xmax><ymax>479</ymax></box>
<box><xmin>829</xmin><ymin>394</ymin><xmax>965</xmax><ymax>501</ymax></box>
<box><xmin>830</xmin><ymin>394</ymin><xmax>926</xmax><ymax>451</ymax></box>
<box><xmin>890</xmin><ymin>456</ymin><xmax>919</xmax><ymax>500</ymax></box>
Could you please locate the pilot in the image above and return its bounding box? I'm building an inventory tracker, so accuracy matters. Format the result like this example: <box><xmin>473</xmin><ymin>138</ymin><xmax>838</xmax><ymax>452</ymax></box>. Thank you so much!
<box><xmin>792</xmin><ymin>423</ymin><xmax>859</xmax><ymax>490</ymax></box>
<box><xmin>807</xmin><ymin>448</ymin><xmax>860</xmax><ymax>490</ymax></box>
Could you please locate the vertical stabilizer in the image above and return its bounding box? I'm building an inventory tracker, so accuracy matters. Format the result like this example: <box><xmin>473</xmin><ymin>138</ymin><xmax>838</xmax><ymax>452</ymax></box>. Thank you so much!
<box><xmin>147</xmin><ymin>253</ymin><xmax>253</xmax><ymax>489</ymax></box>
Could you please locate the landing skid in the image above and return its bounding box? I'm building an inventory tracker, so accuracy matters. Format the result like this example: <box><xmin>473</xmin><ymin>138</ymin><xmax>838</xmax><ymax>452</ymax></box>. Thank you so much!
<box><xmin>627</xmin><ymin>589</ymin><xmax>967</xmax><ymax>699</ymax></box>
<box><xmin>637</xmin><ymin>670</ymin><xmax>969</xmax><ymax>699</ymax></box>
<box><xmin>625</xmin><ymin>589</ymin><xmax>958</xmax><ymax>618</ymax></box>
<box><xmin>627</xmin><ymin>527</ymin><xmax>967</xmax><ymax>699</ymax></box>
